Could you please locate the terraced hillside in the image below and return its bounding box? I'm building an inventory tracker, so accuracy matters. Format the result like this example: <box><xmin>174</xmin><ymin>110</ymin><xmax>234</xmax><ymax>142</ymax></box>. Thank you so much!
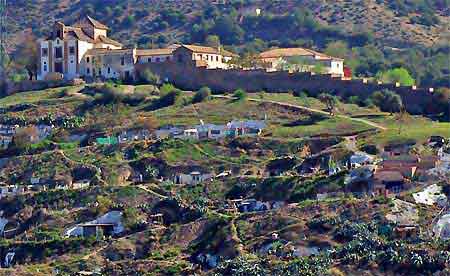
<box><xmin>0</xmin><ymin>80</ymin><xmax>448</xmax><ymax>275</ymax></box>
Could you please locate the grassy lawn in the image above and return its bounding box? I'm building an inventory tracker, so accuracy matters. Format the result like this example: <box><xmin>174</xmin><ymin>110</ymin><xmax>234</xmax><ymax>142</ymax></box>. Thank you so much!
<box><xmin>0</xmin><ymin>86</ymin><xmax>83</xmax><ymax>108</ymax></box>
<box><xmin>269</xmin><ymin>116</ymin><xmax>374</xmax><ymax>138</ymax></box>
<box><xmin>357</xmin><ymin>115</ymin><xmax>450</xmax><ymax>145</ymax></box>
<box><xmin>153</xmin><ymin>98</ymin><xmax>268</xmax><ymax>126</ymax></box>
<box><xmin>257</xmin><ymin>93</ymin><xmax>382</xmax><ymax>117</ymax></box>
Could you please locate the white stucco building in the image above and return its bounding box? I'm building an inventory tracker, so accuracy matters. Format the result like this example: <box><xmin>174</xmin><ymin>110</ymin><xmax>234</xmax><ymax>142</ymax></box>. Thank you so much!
<box><xmin>258</xmin><ymin>48</ymin><xmax>344</xmax><ymax>77</ymax></box>
<box><xmin>38</xmin><ymin>16</ymin><xmax>123</xmax><ymax>80</ymax></box>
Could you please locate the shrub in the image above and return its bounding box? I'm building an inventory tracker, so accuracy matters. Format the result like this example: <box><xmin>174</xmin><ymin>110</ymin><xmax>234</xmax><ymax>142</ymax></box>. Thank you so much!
<box><xmin>159</xmin><ymin>83</ymin><xmax>177</xmax><ymax>96</ymax></box>
<box><xmin>347</xmin><ymin>95</ymin><xmax>360</xmax><ymax>105</ymax></box>
<box><xmin>233</xmin><ymin>89</ymin><xmax>247</xmax><ymax>100</ymax></box>
<box><xmin>371</xmin><ymin>89</ymin><xmax>403</xmax><ymax>113</ymax></box>
<box><xmin>139</xmin><ymin>69</ymin><xmax>160</xmax><ymax>85</ymax></box>
<box><xmin>192</xmin><ymin>87</ymin><xmax>211</xmax><ymax>103</ymax></box>
<box><xmin>376</xmin><ymin>67</ymin><xmax>415</xmax><ymax>86</ymax></box>
<box><xmin>96</xmin><ymin>83</ymin><xmax>124</xmax><ymax>104</ymax></box>
<box><xmin>293</xmin><ymin>90</ymin><xmax>308</xmax><ymax>98</ymax></box>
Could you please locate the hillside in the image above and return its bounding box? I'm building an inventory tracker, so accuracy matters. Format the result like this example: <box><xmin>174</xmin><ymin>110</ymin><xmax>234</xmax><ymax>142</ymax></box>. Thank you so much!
<box><xmin>6</xmin><ymin>0</ymin><xmax>449</xmax><ymax>49</ymax></box>
<box><xmin>4</xmin><ymin>0</ymin><xmax>449</xmax><ymax>87</ymax></box>
<box><xmin>0</xmin><ymin>83</ymin><xmax>448</xmax><ymax>275</ymax></box>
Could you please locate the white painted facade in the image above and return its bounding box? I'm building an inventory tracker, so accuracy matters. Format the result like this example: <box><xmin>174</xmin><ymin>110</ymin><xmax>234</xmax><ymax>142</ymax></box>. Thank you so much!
<box><xmin>137</xmin><ymin>54</ymin><xmax>172</xmax><ymax>64</ymax></box>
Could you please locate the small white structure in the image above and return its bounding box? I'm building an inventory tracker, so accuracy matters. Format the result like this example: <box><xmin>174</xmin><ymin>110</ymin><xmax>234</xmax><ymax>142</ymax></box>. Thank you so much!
<box><xmin>72</xmin><ymin>179</ymin><xmax>91</xmax><ymax>190</ymax></box>
<box><xmin>350</xmin><ymin>152</ymin><xmax>374</xmax><ymax>168</ymax></box>
<box><xmin>65</xmin><ymin>211</ymin><xmax>124</xmax><ymax>238</ymax></box>
<box><xmin>182</xmin><ymin>128</ymin><xmax>200</xmax><ymax>140</ymax></box>
<box><xmin>0</xmin><ymin>185</ymin><xmax>25</xmax><ymax>199</ymax></box>
<box><xmin>118</xmin><ymin>129</ymin><xmax>151</xmax><ymax>143</ymax></box>
<box><xmin>173</xmin><ymin>171</ymin><xmax>213</xmax><ymax>185</ymax></box>
<box><xmin>0</xmin><ymin>218</ymin><xmax>9</xmax><ymax>235</ymax></box>
<box><xmin>0</xmin><ymin>124</ymin><xmax>19</xmax><ymax>149</ymax></box>
<box><xmin>413</xmin><ymin>184</ymin><xmax>447</xmax><ymax>206</ymax></box>
<box><xmin>155</xmin><ymin>126</ymin><xmax>184</xmax><ymax>139</ymax></box>
<box><xmin>434</xmin><ymin>214</ymin><xmax>450</xmax><ymax>240</ymax></box>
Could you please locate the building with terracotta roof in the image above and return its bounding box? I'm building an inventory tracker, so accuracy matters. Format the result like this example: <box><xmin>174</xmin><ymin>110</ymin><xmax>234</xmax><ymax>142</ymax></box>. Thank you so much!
<box><xmin>258</xmin><ymin>47</ymin><xmax>344</xmax><ymax>77</ymax></box>
<box><xmin>38</xmin><ymin>15</ymin><xmax>239</xmax><ymax>81</ymax></box>
<box><xmin>38</xmin><ymin>16</ymin><xmax>125</xmax><ymax>80</ymax></box>
<box><xmin>173</xmin><ymin>44</ymin><xmax>237</xmax><ymax>69</ymax></box>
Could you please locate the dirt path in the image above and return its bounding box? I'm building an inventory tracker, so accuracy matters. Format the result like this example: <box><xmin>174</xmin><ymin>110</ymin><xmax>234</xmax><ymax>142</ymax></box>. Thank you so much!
<box><xmin>137</xmin><ymin>184</ymin><xmax>168</xmax><ymax>199</ymax></box>
<box><xmin>212</xmin><ymin>95</ymin><xmax>388</xmax><ymax>131</ymax></box>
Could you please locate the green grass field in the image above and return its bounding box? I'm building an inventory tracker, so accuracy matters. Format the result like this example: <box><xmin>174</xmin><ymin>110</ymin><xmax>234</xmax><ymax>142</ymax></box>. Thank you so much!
<box><xmin>357</xmin><ymin>115</ymin><xmax>450</xmax><ymax>145</ymax></box>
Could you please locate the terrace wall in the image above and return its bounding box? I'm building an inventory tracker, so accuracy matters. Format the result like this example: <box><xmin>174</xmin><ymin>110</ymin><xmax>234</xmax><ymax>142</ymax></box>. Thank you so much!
<box><xmin>136</xmin><ymin>62</ymin><xmax>437</xmax><ymax>114</ymax></box>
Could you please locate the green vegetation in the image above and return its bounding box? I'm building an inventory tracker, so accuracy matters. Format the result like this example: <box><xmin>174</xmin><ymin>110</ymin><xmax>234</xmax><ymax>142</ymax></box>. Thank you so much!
<box><xmin>376</xmin><ymin>68</ymin><xmax>415</xmax><ymax>86</ymax></box>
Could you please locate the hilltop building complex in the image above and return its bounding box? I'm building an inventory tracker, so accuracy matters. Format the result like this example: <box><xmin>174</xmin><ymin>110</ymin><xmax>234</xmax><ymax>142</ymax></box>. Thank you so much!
<box><xmin>38</xmin><ymin>16</ymin><xmax>343</xmax><ymax>81</ymax></box>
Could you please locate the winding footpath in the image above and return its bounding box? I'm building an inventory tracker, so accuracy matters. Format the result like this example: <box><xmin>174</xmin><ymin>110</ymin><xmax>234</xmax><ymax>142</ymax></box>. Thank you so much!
<box><xmin>212</xmin><ymin>95</ymin><xmax>388</xmax><ymax>131</ymax></box>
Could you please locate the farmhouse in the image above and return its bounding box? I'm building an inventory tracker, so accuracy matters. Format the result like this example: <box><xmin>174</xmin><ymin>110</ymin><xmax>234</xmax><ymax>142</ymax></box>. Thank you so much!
<box><xmin>172</xmin><ymin>44</ymin><xmax>236</xmax><ymax>69</ymax></box>
<box><xmin>258</xmin><ymin>48</ymin><xmax>344</xmax><ymax>77</ymax></box>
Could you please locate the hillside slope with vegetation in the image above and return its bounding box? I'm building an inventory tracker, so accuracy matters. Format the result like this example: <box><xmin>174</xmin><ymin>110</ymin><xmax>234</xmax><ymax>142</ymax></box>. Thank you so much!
<box><xmin>3</xmin><ymin>0</ymin><xmax>450</xmax><ymax>86</ymax></box>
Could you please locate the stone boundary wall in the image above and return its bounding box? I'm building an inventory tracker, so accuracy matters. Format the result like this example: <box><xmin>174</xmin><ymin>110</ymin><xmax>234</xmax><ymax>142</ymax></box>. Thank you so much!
<box><xmin>136</xmin><ymin>62</ymin><xmax>436</xmax><ymax>114</ymax></box>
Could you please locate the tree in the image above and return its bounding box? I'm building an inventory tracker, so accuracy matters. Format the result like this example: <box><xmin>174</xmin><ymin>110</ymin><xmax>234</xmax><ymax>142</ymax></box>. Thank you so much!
<box><xmin>135</xmin><ymin>116</ymin><xmax>158</xmax><ymax>132</ymax></box>
<box><xmin>205</xmin><ymin>35</ymin><xmax>220</xmax><ymax>49</ymax></box>
<box><xmin>12</xmin><ymin>126</ymin><xmax>38</xmax><ymax>150</ymax></box>
<box><xmin>434</xmin><ymin>88</ymin><xmax>450</xmax><ymax>121</ymax></box>
<box><xmin>138</xmin><ymin>69</ymin><xmax>160</xmax><ymax>85</ymax></box>
<box><xmin>318</xmin><ymin>93</ymin><xmax>339</xmax><ymax>115</ymax></box>
<box><xmin>325</xmin><ymin>41</ymin><xmax>349</xmax><ymax>59</ymax></box>
<box><xmin>371</xmin><ymin>89</ymin><xmax>403</xmax><ymax>114</ymax></box>
<box><xmin>13</xmin><ymin>33</ymin><xmax>39</xmax><ymax>80</ymax></box>
<box><xmin>192</xmin><ymin>87</ymin><xmax>212</xmax><ymax>103</ymax></box>
<box><xmin>394</xmin><ymin>107</ymin><xmax>412</xmax><ymax>134</ymax></box>
<box><xmin>377</xmin><ymin>67</ymin><xmax>415</xmax><ymax>86</ymax></box>
<box><xmin>233</xmin><ymin>89</ymin><xmax>247</xmax><ymax>101</ymax></box>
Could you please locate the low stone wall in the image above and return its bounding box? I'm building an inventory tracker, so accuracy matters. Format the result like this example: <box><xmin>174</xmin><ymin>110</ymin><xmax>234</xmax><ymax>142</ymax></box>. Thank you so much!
<box><xmin>136</xmin><ymin>62</ymin><xmax>437</xmax><ymax>114</ymax></box>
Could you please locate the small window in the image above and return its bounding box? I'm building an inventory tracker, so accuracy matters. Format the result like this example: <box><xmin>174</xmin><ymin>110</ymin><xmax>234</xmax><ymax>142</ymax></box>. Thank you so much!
<box><xmin>121</xmin><ymin>57</ymin><xmax>125</xmax><ymax>66</ymax></box>
<box><xmin>216</xmin><ymin>56</ymin><xmax>219</xmax><ymax>62</ymax></box>
<box><xmin>55</xmin><ymin>47</ymin><xmax>63</xmax><ymax>58</ymax></box>
<box><xmin>86</xmin><ymin>57</ymin><xmax>90</xmax><ymax>63</ymax></box>
<box><xmin>42</xmin><ymin>48</ymin><xmax>48</xmax><ymax>57</ymax></box>
<box><xmin>43</xmin><ymin>65</ymin><xmax>47</xmax><ymax>71</ymax></box>
<box><xmin>44</xmin><ymin>61</ymin><xmax>47</xmax><ymax>65</ymax></box>
<box><xmin>156</xmin><ymin>57</ymin><xmax>160</xmax><ymax>62</ymax></box>
<box><xmin>92</xmin><ymin>57</ymin><xmax>95</xmax><ymax>63</ymax></box>
<box><xmin>148</xmin><ymin>58</ymin><xmax>151</xmax><ymax>63</ymax></box>
<box><xmin>107</xmin><ymin>67</ymin><xmax>111</xmax><ymax>74</ymax></box>
<box><xmin>69</xmin><ymin>46</ymin><xmax>75</xmax><ymax>55</ymax></box>
<box><xmin>166</xmin><ymin>56</ymin><xmax>170</xmax><ymax>61</ymax></box>
<box><xmin>98</xmin><ymin>68</ymin><xmax>101</xmax><ymax>75</ymax></box>
<box><xmin>56</xmin><ymin>39</ymin><xmax>60</xmax><ymax>45</ymax></box>
<box><xmin>70</xmin><ymin>60</ymin><xmax>74</xmax><ymax>63</ymax></box>
<box><xmin>87</xmin><ymin>68</ymin><xmax>90</xmax><ymax>74</ymax></box>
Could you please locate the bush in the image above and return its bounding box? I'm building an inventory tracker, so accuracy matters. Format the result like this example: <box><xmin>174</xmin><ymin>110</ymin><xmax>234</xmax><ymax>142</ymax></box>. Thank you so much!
<box><xmin>192</xmin><ymin>87</ymin><xmax>211</xmax><ymax>103</ymax></box>
<box><xmin>371</xmin><ymin>89</ymin><xmax>403</xmax><ymax>113</ymax></box>
<box><xmin>150</xmin><ymin>84</ymin><xmax>182</xmax><ymax>110</ymax></box>
<box><xmin>96</xmin><ymin>83</ymin><xmax>124</xmax><ymax>104</ymax></box>
<box><xmin>293</xmin><ymin>90</ymin><xmax>308</xmax><ymax>98</ymax></box>
<box><xmin>139</xmin><ymin>69</ymin><xmax>160</xmax><ymax>85</ymax></box>
<box><xmin>233</xmin><ymin>89</ymin><xmax>247</xmax><ymax>100</ymax></box>
<box><xmin>347</xmin><ymin>95</ymin><xmax>361</xmax><ymax>105</ymax></box>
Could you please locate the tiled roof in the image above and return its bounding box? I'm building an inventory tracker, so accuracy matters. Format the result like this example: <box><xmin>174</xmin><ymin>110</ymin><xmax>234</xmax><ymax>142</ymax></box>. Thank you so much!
<box><xmin>86</xmin><ymin>16</ymin><xmax>109</xmax><ymax>30</ymax></box>
<box><xmin>181</xmin><ymin>44</ymin><xmax>237</xmax><ymax>57</ymax></box>
<box><xmin>136</xmin><ymin>48</ymin><xmax>175</xmax><ymax>56</ymax></box>
<box><xmin>96</xmin><ymin>35</ymin><xmax>122</xmax><ymax>47</ymax></box>
<box><xmin>259</xmin><ymin>47</ymin><xmax>343</xmax><ymax>61</ymax></box>
<box><xmin>374</xmin><ymin>170</ymin><xmax>405</xmax><ymax>182</ymax></box>
<box><xmin>85</xmin><ymin>48</ymin><xmax>134</xmax><ymax>56</ymax></box>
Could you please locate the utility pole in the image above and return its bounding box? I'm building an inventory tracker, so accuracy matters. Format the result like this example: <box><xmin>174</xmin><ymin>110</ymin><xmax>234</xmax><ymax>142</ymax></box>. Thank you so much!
<box><xmin>0</xmin><ymin>0</ymin><xmax>7</xmax><ymax>80</ymax></box>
